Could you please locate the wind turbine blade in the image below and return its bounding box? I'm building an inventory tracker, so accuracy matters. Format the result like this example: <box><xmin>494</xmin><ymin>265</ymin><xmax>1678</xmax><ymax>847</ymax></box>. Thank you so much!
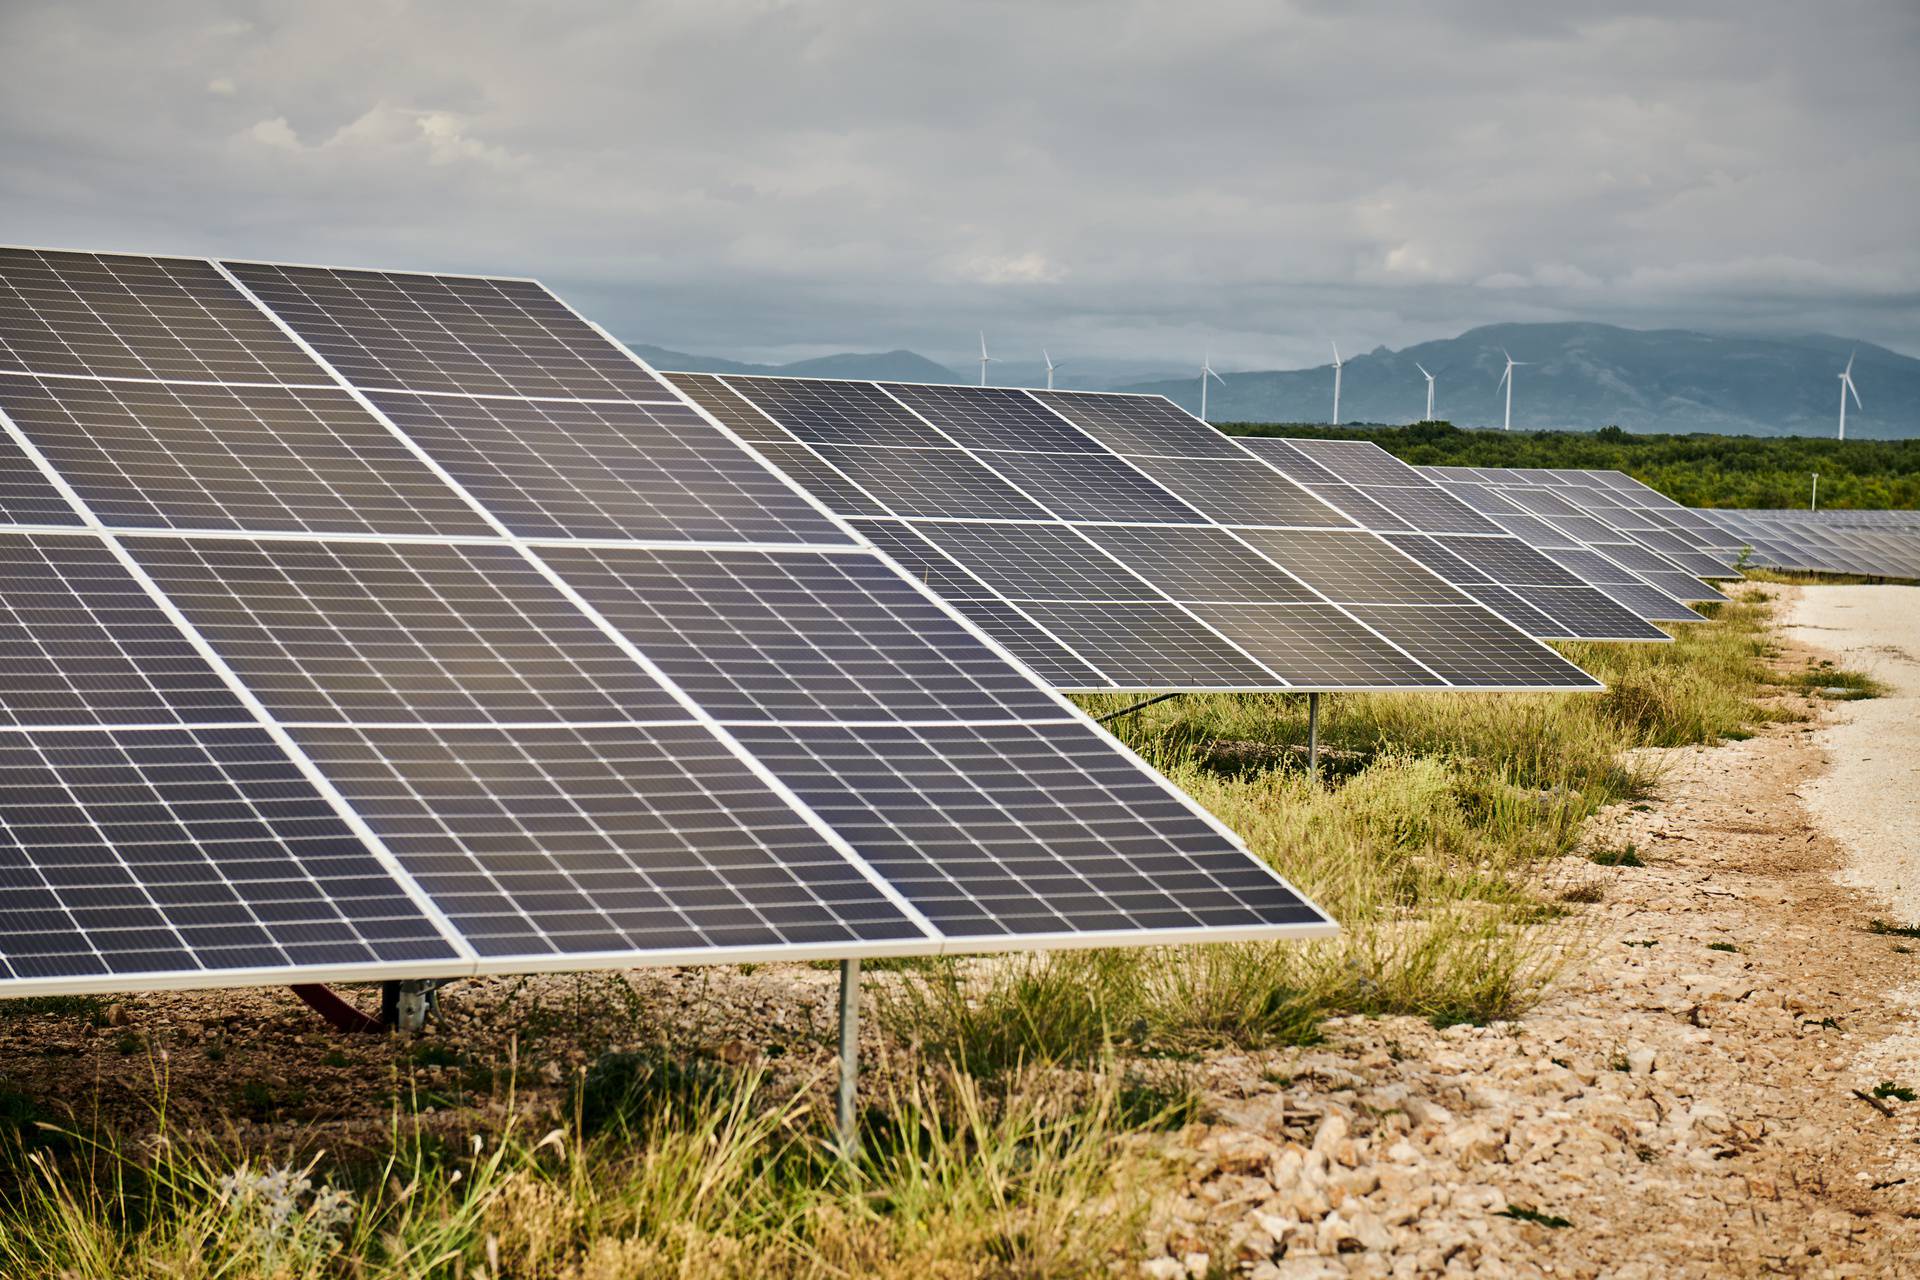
<box><xmin>1330</xmin><ymin>339</ymin><xmax>1341</xmax><ymax>365</ymax></box>
<box><xmin>1845</xmin><ymin>350</ymin><xmax>1856</xmax><ymax>378</ymax></box>
<box><xmin>1848</xmin><ymin>376</ymin><xmax>1863</xmax><ymax>409</ymax></box>
<box><xmin>1415</xmin><ymin>362</ymin><xmax>1430</xmax><ymax>379</ymax></box>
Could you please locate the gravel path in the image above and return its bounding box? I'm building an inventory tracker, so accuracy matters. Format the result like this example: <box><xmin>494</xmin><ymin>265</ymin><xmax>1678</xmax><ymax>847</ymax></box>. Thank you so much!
<box><xmin>1785</xmin><ymin>583</ymin><xmax>1920</xmax><ymax>925</ymax></box>
<box><xmin>1149</xmin><ymin>586</ymin><xmax>1920</xmax><ymax>1277</ymax></box>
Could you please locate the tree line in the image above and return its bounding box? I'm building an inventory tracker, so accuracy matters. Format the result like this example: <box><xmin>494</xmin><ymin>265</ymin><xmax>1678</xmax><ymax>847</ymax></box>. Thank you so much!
<box><xmin>1222</xmin><ymin>421</ymin><xmax>1920</xmax><ymax>509</ymax></box>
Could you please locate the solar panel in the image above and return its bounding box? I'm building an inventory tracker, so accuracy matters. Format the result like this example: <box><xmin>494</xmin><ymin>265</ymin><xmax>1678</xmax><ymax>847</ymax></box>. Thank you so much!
<box><xmin>0</xmin><ymin>248</ymin><xmax>323</xmax><ymax>385</ymax></box>
<box><xmin>0</xmin><ymin>726</ymin><xmax>457</xmax><ymax>982</ymax></box>
<box><xmin>0</xmin><ymin>373</ymin><xmax>491</xmax><ymax>537</ymax></box>
<box><xmin>0</xmin><ymin>531</ymin><xmax>248</xmax><ymax>726</ymax></box>
<box><xmin>1346</xmin><ymin>605</ymin><xmax>1601</xmax><ymax>688</ymax></box>
<box><xmin>537</xmin><ymin>544</ymin><xmax>1064</xmax><ymax>723</ymax></box>
<box><xmin>731</xmin><ymin>720</ymin><xmax>1326</xmax><ymax>939</ymax></box>
<box><xmin>1240</xmin><ymin>439</ymin><xmax>1669</xmax><ymax>644</ymax></box>
<box><xmin>127</xmin><ymin>536</ymin><xmax>686</xmax><ymax>725</ymax></box>
<box><xmin>365</xmin><ymin>390</ymin><xmax>849</xmax><ymax>544</ymax></box>
<box><xmin>678</xmin><ymin>377</ymin><xmax>1597</xmax><ymax>693</ymax></box>
<box><xmin>222</xmin><ymin>261</ymin><xmax>670</xmax><ymax>400</ymax></box>
<box><xmin>0</xmin><ymin>246</ymin><xmax>1336</xmax><ymax>996</ymax></box>
<box><xmin>294</xmin><ymin>722</ymin><xmax>922</xmax><ymax>958</ymax></box>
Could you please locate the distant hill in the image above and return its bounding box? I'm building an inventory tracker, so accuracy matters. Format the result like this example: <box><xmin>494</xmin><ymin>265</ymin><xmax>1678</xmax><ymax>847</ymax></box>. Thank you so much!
<box><xmin>625</xmin><ymin>343</ymin><xmax>962</xmax><ymax>384</ymax></box>
<box><xmin>1126</xmin><ymin>324</ymin><xmax>1920</xmax><ymax>439</ymax></box>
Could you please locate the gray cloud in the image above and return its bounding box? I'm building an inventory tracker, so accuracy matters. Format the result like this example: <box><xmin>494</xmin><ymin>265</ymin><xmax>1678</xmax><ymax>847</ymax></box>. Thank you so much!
<box><xmin>2</xmin><ymin>0</ymin><xmax>1915</xmax><ymax>369</ymax></box>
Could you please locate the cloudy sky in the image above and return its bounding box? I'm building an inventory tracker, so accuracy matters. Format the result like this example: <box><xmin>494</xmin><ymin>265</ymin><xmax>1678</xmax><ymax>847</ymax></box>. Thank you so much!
<box><xmin>3</xmin><ymin>1</ymin><xmax>1915</xmax><ymax>371</ymax></box>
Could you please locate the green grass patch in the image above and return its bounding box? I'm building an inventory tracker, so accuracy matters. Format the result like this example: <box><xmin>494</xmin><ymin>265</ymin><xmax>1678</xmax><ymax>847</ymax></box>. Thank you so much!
<box><xmin>1590</xmin><ymin>843</ymin><xmax>1645</xmax><ymax>867</ymax></box>
<box><xmin>1872</xmin><ymin>1081</ymin><xmax>1917</xmax><ymax>1102</ymax></box>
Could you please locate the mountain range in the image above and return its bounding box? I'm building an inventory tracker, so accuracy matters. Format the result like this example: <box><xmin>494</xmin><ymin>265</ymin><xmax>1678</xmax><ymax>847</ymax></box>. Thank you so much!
<box><xmin>627</xmin><ymin>324</ymin><xmax>1920</xmax><ymax>438</ymax></box>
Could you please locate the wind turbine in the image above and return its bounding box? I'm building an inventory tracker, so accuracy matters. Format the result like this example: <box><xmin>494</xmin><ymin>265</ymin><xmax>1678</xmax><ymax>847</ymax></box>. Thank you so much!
<box><xmin>1199</xmin><ymin>353</ymin><xmax>1225</xmax><ymax>423</ymax></box>
<box><xmin>1497</xmin><ymin>349</ymin><xmax>1527</xmax><ymax>431</ymax></box>
<box><xmin>1043</xmin><ymin>348</ymin><xmax>1062</xmax><ymax>391</ymax></box>
<box><xmin>1329</xmin><ymin>340</ymin><xmax>1344</xmax><ymax>425</ymax></box>
<box><xmin>1416</xmin><ymin>362</ymin><xmax>1435</xmax><ymax>422</ymax></box>
<box><xmin>1837</xmin><ymin>350</ymin><xmax>1862</xmax><ymax>440</ymax></box>
<box><xmin>976</xmin><ymin>331</ymin><xmax>995</xmax><ymax>387</ymax></box>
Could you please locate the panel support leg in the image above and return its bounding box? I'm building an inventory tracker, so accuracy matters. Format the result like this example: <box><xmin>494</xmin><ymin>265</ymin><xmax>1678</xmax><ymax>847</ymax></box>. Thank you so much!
<box><xmin>837</xmin><ymin>958</ymin><xmax>861</xmax><ymax>1159</ymax></box>
<box><xmin>381</xmin><ymin>979</ymin><xmax>441</xmax><ymax>1033</ymax></box>
<box><xmin>1307</xmin><ymin>692</ymin><xmax>1321</xmax><ymax>784</ymax></box>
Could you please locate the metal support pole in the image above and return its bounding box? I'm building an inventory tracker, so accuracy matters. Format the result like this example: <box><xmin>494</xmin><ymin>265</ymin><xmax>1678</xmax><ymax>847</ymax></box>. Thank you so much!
<box><xmin>1095</xmin><ymin>691</ymin><xmax>1184</xmax><ymax>724</ymax></box>
<box><xmin>837</xmin><ymin>958</ymin><xmax>861</xmax><ymax>1159</ymax></box>
<box><xmin>1811</xmin><ymin>472</ymin><xmax>1819</xmax><ymax>511</ymax></box>
<box><xmin>1307</xmin><ymin>692</ymin><xmax>1321</xmax><ymax>783</ymax></box>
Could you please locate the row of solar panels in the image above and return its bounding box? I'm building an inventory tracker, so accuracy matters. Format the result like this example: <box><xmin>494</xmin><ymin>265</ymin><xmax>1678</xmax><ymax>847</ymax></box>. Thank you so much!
<box><xmin>0</xmin><ymin>244</ymin><xmax>1737</xmax><ymax>1002</ymax></box>
<box><xmin>1697</xmin><ymin>509</ymin><xmax>1920</xmax><ymax>580</ymax></box>
<box><xmin>0</xmin><ymin>246</ymin><xmax>1351</xmax><ymax>996</ymax></box>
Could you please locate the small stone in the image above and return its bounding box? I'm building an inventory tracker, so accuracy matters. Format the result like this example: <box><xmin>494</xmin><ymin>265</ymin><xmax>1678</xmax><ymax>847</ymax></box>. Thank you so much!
<box><xmin>1627</xmin><ymin>1047</ymin><xmax>1658</xmax><ymax>1075</ymax></box>
<box><xmin>104</xmin><ymin>1003</ymin><xmax>129</xmax><ymax>1027</ymax></box>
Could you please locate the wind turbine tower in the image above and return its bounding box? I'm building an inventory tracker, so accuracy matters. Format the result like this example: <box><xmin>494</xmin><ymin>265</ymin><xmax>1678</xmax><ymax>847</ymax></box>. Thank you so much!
<box><xmin>1329</xmin><ymin>341</ymin><xmax>1344</xmax><ymax>425</ymax></box>
<box><xmin>1497</xmin><ymin>349</ymin><xmax>1526</xmax><ymax>431</ymax></box>
<box><xmin>977</xmin><ymin>332</ymin><xmax>995</xmax><ymax>387</ymax></box>
<box><xmin>1199</xmin><ymin>354</ymin><xmax>1225</xmax><ymax>424</ymax></box>
<box><xmin>1044</xmin><ymin>348</ymin><xmax>1061</xmax><ymax>391</ymax></box>
<box><xmin>1416</xmin><ymin>362</ymin><xmax>1435</xmax><ymax>422</ymax></box>
<box><xmin>1837</xmin><ymin>351</ymin><xmax>1862</xmax><ymax>440</ymax></box>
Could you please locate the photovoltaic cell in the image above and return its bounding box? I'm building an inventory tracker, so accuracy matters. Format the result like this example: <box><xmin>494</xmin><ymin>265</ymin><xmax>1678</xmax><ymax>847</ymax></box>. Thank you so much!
<box><xmin>1118</xmin><ymin>455</ymin><xmax>1353</xmax><ymax>527</ymax></box>
<box><xmin>915</xmin><ymin>522</ymin><xmax>1154</xmax><ymax>601</ymax></box>
<box><xmin>806</xmin><ymin>444</ymin><xmax>1049</xmax><ymax>520</ymax></box>
<box><xmin>0</xmin><ymin>432</ymin><xmax>85</xmax><ymax>527</ymax></box>
<box><xmin>724</xmin><ymin>376</ymin><xmax>946</xmax><ymax>447</ymax></box>
<box><xmin>849</xmin><ymin>520</ymin><xmax>992</xmax><ymax>598</ymax></box>
<box><xmin>1232</xmin><ymin>529</ymin><xmax>1470</xmax><ymax>604</ymax></box>
<box><xmin>1077</xmin><ymin>525</ymin><xmax>1316</xmax><ymax>603</ymax></box>
<box><xmin>1345</xmin><ymin>607</ymin><xmax>1599</xmax><ymax>688</ymax></box>
<box><xmin>222</xmin><ymin>262</ymin><xmax>669</xmax><ymax>400</ymax></box>
<box><xmin>365</xmin><ymin>390</ymin><xmax>849</xmax><ymax>544</ymax></box>
<box><xmin>1299</xmin><ymin>486</ymin><xmax>1417</xmax><ymax>533</ymax></box>
<box><xmin>0</xmin><ymin>373</ymin><xmax>490</xmax><ymax>537</ymax></box>
<box><xmin>1511</xmin><ymin>586</ymin><xmax>1667</xmax><ymax>640</ymax></box>
<box><xmin>967</xmin><ymin>450</ymin><xmax>1204</xmax><ymax>522</ymax></box>
<box><xmin>538</xmin><ymin>544</ymin><xmax>1064</xmax><ymax>722</ymax></box>
<box><xmin>945</xmin><ymin>598</ymin><xmax>1111</xmax><ymax>689</ymax></box>
<box><xmin>0</xmin><ymin>726</ymin><xmax>456</xmax><ymax>982</ymax></box>
<box><xmin>0</xmin><ymin>532</ymin><xmax>247</xmax><ymax>726</ymax></box>
<box><xmin>884</xmin><ymin>383</ymin><xmax>1103</xmax><ymax>453</ymax></box>
<box><xmin>293</xmin><ymin>723</ymin><xmax>921</xmax><ymax>957</ymax></box>
<box><xmin>1032</xmin><ymin>391</ymin><xmax>1249</xmax><ymax>458</ymax></box>
<box><xmin>731</xmin><ymin>720</ymin><xmax>1328</xmax><ymax>938</ymax></box>
<box><xmin>127</xmin><ymin>537</ymin><xmax>681</xmax><ymax>725</ymax></box>
<box><xmin>0</xmin><ymin>249</ymin><xmax>323</xmax><ymax>385</ymax></box>
<box><xmin>1185</xmin><ymin>602</ymin><xmax>1438</xmax><ymax>687</ymax></box>
<box><xmin>1011</xmin><ymin>600</ymin><xmax>1277</xmax><ymax>687</ymax></box>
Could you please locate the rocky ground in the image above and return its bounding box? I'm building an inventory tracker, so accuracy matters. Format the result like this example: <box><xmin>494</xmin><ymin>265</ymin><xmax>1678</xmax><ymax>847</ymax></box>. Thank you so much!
<box><xmin>1147</xmin><ymin>585</ymin><xmax>1920</xmax><ymax>1278</ymax></box>
<box><xmin>2</xmin><ymin>586</ymin><xmax>1917</xmax><ymax>1277</ymax></box>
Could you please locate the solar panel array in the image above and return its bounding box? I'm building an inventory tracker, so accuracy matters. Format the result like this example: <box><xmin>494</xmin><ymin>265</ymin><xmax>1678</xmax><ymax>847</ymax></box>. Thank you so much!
<box><xmin>1698</xmin><ymin>508</ymin><xmax>1920</xmax><ymax>580</ymax></box>
<box><xmin>667</xmin><ymin>377</ymin><xmax>1601</xmax><ymax>693</ymax></box>
<box><xmin>1427</xmin><ymin>467</ymin><xmax>1735</xmax><ymax>594</ymax></box>
<box><xmin>1422</xmin><ymin>466</ymin><xmax>1733</xmax><ymax>616</ymax></box>
<box><xmin>0</xmin><ymin>246</ymin><xmax>1334</xmax><ymax>996</ymax></box>
<box><xmin>1238</xmin><ymin>438</ymin><xmax>1671</xmax><ymax>642</ymax></box>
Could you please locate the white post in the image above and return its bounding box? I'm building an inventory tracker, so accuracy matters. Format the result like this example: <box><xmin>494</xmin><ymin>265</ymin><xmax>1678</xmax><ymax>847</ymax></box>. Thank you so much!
<box><xmin>1811</xmin><ymin>472</ymin><xmax>1819</xmax><ymax>511</ymax></box>
<box><xmin>1307</xmin><ymin>692</ymin><xmax>1321</xmax><ymax>783</ymax></box>
<box><xmin>837</xmin><ymin>958</ymin><xmax>861</xmax><ymax>1157</ymax></box>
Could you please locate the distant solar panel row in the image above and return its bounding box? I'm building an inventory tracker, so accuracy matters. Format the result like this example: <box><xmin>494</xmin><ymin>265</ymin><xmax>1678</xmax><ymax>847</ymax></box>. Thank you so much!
<box><xmin>0</xmin><ymin>246</ymin><xmax>1333</xmax><ymax>994</ymax></box>
<box><xmin>1238</xmin><ymin>438</ymin><xmax>1672</xmax><ymax>642</ymax></box>
<box><xmin>669</xmin><ymin>374</ymin><xmax>1601</xmax><ymax>693</ymax></box>
<box><xmin>1698</xmin><ymin>509</ymin><xmax>1920</xmax><ymax>580</ymax></box>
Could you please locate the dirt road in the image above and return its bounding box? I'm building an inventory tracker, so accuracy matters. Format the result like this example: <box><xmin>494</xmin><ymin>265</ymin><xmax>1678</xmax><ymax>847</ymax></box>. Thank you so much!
<box><xmin>1155</xmin><ymin>585</ymin><xmax>1920</xmax><ymax>1277</ymax></box>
